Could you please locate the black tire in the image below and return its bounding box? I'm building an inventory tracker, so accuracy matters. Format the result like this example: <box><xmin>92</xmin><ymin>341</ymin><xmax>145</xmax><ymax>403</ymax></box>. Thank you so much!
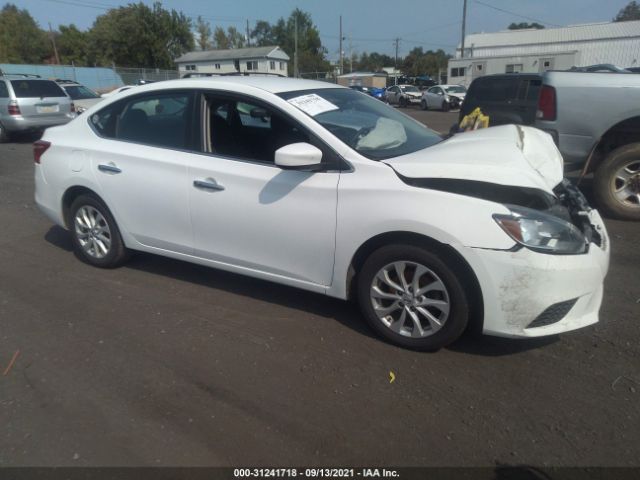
<box><xmin>399</xmin><ymin>97</ymin><xmax>407</xmax><ymax>108</ymax></box>
<box><xmin>593</xmin><ymin>143</ymin><xmax>640</xmax><ymax>221</ymax></box>
<box><xmin>441</xmin><ymin>101</ymin><xmax>450</xmax><ymax>112</ymax></box>
<box><xmin>357</xmin><ymin>244</ymin><xmax>470</xmax><ymax>351</ymax></box>
<box><xmin>420</xmin><ymin>100</ymin><xmax>428</xmax><ymax>111</ymax></box>
<box><xmin>0</xmin><ymin>123</ymin><xmax>10</xmax><ymax>143</ymax></box>
<box><xmin>68</xmin><ymin>194</ymin><xmax>130</xmax><ymax>268</ymax></box>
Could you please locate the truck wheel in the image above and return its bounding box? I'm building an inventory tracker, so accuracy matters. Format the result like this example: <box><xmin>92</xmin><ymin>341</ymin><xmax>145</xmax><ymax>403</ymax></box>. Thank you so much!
<box><xmin>593</xmin><ymin>143</ymin><xmax>640</xmax><ymax>220</ymax></box>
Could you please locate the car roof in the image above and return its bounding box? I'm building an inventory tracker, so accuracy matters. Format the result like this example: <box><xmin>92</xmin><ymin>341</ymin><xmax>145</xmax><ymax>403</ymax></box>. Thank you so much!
<box><xmin>128</xmin><ymin>76</ymin><xmax>347</xmax><ymax>95</ymax></box>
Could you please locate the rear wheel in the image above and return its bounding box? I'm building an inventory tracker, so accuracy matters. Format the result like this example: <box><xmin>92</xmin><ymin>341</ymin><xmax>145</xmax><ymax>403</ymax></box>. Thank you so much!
<box><xmin>357</xmin><ymin>245</ymin><xmax>469</xmax><ymax>351</ymax></box>
<box><xmin>593</xmin><ymin>143</ymin><xmax>640</xmax><ymax>220</ymax></box>
<box><xmin>69</xmin><ymin>194</ymin><xmax>130</xmax><ymax>268</ymax></box>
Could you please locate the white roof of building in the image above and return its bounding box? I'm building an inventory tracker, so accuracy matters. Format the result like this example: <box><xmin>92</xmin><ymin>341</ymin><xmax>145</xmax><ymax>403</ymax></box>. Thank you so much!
<box><xmin>176</xmin><ymin>46</ymin><xmax>289</xmax><ymax>64</ymax></box>
<box><xmin>461</xmin><ymin>20</ymin><xmax>640</xmax><ymax>49</ymax></box>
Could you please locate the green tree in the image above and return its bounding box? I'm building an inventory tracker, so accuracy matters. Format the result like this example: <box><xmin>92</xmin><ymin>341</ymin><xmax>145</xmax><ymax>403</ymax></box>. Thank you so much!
<box><xmin>508</xmin><ymin>22</ymin><xmax>545</xmax><ymax>30</ymax></box>
<box><xmin>213</xmin><ymin>26</ymin><xmax>230</xmax><ymax>49</ymax></box>
<box><xmin>614</xmin><ymin>1</ymin><xmax>640</xmax><ymax>21</ymax></box>
<box><xmin>56</xmin><ymin>24</ymin><xmax>90</xmax><ymax>65</ymax></box>
<box><xmin>402</xmin><ymin>47</ymin><xmax>450</xmax><ymax>78</ymax></box>
<box><xmin>251</xmin><ymin>20</ymin><xmax>276</xmax><ymax>47</ymax></box>
<box><xmin>356</xmin><ymin>52</ymin><xmax>395</xmax><ymax>72</ymax></box>
<box><xmin>89</xmin><ymin>2</ymin><xmax>193</xmax><ymax>68</ymax></box>
<box><xmin>196</xmin><ymin>16</ymin><xmax>212</xmax><ymax>50</ymax></box>
<box><xmin>226</xmin><ymin>26</ymin><xmax>245</xmax><ymax>49</ymax></box>
<box><xmin>271</xmin><ymin>9</ymin><xmax>329</xmax><ymax>75</ymax></box>
<box><xmin>0</xmin><ymin>3</ymin><xmax>49</xmax><ymax>63</ymax></box>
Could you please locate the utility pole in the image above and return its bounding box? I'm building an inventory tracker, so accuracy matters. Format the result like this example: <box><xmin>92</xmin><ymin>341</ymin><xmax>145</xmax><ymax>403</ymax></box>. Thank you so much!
<box><xmin>461</xmin><ymin>0</ymin><xmax>467</xmax><ymax>58</ymax></box>
<box><xmin>339</xmin><ymin>15</ymin><xmax>343</xmax><ymax>76</ymax></box>
<box><xmin>294</xmin><ymin>14</ymin><xmax>298</xmax><ymax>77</ymax></box>
<box><xmin>246</xmin><ymin>19</ymin><xmax>251</xmax><ymax>47</ymax></box>
<box><xmin>348</xmin><ymin>36</ymin><xmax>353</xmax><ymax>73</ymax></box>
<box><xmin>48</xmin><ymin>22</ymin><xmax>60</xmax><ymax>65</ymax></box>
<box><xmin>393</xmin><ymin>37</ymin><xmax>400</xmax><ymax>85</ymax></box>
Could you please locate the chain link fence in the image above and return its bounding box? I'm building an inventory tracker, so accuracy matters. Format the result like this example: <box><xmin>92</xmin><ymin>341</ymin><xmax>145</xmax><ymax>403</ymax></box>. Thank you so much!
<box><xmin>114</xmin><ymin>67</ymin><xmax>180</xmax><ymax>86</ymax></box>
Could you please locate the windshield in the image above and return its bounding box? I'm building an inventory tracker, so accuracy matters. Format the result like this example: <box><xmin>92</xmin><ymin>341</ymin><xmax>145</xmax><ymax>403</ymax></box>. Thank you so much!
<box><xmin>63</xmin><ymin>85</ymin><xmax>99</xmax><ymax>99</ymax></box>
<box><xmin>400</xmin><ymin>86</ymin><xmax>420</xmax><ymax>93</ymax></box>
<box><xmin>445</xmin><ymin>85</ymin><xmax>466</xmax><ymax>94</ymax></box>
<box><xmin>279</xmin><ymin>88</ymin><xmax>442</xmax><ymax>160</ymax></box>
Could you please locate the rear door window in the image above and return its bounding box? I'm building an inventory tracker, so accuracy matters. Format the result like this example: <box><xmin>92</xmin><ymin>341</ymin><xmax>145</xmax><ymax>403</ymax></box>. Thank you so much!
<box><xmin>10</xmin><ymin>80</ymin><xmax>67</xmax><ymax>98</ymax></box>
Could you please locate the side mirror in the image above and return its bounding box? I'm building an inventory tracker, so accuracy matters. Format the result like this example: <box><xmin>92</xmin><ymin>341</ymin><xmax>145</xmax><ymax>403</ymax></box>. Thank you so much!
<box><xmin>275</xmin><ymin>142</ymin><xmax>323</xmax><ymax>170</ymax></box>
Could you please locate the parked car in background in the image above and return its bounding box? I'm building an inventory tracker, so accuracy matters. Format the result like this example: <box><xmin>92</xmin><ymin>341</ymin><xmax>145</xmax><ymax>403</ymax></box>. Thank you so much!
<box><xmin>385</xmin><ymin>84</ymin><xmax>422</xmax><ymax>107</ymax></box>
<box><xmin>56</xmin><ymin>80</ymin><xmax>103</xmax><ymax>114</ymax></box>
<box><xmin>348</xmin><ymin>85</ymin><xmax>375</xmax><ymax>96</ymax></box>
<box><xmin>369</xmin><ymin>87</ymin><xmax>386</xmax><ymax>101</ymax></box>
<box><xmin>421</xmin><ymin>85</ymin><xmax>467</xmax><ymax>112</ymax></box>
<box><xmin>34</xmin><ymin>77</ymin><xmax>609</xmax><ymax>350</ymax></box>
<box><xmin>458</xmin><ymin>73</ymin><xmax>542</xmax><ymax>126</ymax></box>
<box><xmin>0</xmin><ymin>74</ymin><xmax>75</xmax><ymax>142</ymax></box>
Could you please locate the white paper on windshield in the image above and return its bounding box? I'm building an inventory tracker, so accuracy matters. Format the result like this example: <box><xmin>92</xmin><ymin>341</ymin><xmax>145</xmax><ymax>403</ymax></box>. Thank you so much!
<box><xmin>287</xmin><ymin>94</ymin><xmax>339</xmax><ymax>116</ymax></box>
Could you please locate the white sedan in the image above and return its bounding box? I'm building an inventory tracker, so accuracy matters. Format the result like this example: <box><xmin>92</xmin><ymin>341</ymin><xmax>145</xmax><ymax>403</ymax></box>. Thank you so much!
<box><xmin>421</xmin><ymin>84</ymin><xmax>467</xmax><ymax>111</ymax></box>
<box><xmin>33</xmin><ymin>77</ymin><xmax>609</xmax><ymax>350</ymax></box>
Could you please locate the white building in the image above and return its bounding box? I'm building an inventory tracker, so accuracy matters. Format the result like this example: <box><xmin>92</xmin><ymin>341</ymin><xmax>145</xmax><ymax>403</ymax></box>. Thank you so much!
<box><xmin>175</xmin><ymin>46</ymin><xmax>289</xmax><ymax>76</ymax></box>
<box><xmin>448</xmin><ymin>20</ymin><xmax>640</xmax><ymax>86</ymax></box>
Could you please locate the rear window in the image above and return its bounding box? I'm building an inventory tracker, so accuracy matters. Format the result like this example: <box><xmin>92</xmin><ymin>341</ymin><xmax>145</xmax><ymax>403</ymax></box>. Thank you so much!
<box><xmin>468</xmin><ymin>77</ymin><xmax>518</xmax><ymax>102</ymax></box>
<box><xmin>10</xmin><ymin>80</ymin><xmax>67</xmax><ymax>98</ymax></box>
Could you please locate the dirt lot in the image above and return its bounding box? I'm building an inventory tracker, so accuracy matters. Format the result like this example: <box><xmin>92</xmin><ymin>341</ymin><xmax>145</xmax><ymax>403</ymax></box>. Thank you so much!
<box><xmin>0</xmin><ymin>115</ymin><xmax>639</xmax><ymax>467</ymax></box>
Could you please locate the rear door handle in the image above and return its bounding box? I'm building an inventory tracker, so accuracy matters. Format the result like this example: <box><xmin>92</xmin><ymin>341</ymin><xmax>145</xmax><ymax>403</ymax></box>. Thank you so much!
<box><xmin>98</xmin><ymin>163</ymin><xmax>122</xmax><ymax>174</ymax></box>
<box><xmin>193</xmin><ymin>179</ymin><xmax>225</xmax><ymax>191</ymax></box>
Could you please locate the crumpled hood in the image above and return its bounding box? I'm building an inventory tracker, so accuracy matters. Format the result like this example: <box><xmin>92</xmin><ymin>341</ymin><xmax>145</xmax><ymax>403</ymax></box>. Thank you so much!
<box><xmin>383</xmin><ymin>125</ymin><xmax>564</xmax><ymax>194</ymax></box>
<box><xmin>447</xmin><ymin>92</ymin><xmax>466</xmax><ymax>101</ymax></box>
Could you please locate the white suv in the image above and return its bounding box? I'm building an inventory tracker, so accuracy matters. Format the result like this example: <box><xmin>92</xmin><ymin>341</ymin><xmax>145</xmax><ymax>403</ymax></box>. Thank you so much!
<box><xmin>34</xmin><ymin>77</ymin><xmax>610</xmax><ymax>350</ymax></box>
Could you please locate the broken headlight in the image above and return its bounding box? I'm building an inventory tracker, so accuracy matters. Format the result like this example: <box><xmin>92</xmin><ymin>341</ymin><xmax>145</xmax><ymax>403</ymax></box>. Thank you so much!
<box><xmin>493</xmin><ymin>205</ymin><xmax>587</xmax><ymax>254</ymax></box>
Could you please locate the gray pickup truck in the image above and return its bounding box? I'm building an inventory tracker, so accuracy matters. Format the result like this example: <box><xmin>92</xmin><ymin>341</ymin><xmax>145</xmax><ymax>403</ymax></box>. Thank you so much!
<box><xmin>535</xmin><ymin>71</ymin><xmax>640</xmax><ymax>220</ymax></box>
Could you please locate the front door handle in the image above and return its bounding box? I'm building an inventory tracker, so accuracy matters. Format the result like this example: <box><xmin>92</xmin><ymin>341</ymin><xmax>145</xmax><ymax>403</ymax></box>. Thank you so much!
<box><xmin>98</xmin><ymin>163</ymin><xmax>122</xmax><ymax>174</ymax></box>
<box><xmin>193</xmin><ymin>179</ymin><xmax>225</xmax><ymax>191</ymax></box>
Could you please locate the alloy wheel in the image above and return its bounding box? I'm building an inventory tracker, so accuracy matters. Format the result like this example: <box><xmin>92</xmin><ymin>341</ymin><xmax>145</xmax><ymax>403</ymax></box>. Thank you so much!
<box><xmin>74</xmin><ymin>205</ymin><xmax>112</xmax><ymax>259</ymax></box>
<box><xmin>612</xmin><ymin>159</ymin><xmax>640</xmax><ymax>207</ymax></box>
<box><xmin>370</xmin><ymin>261</ymin><xmax>450</xmax><ymax>338</ymax></box>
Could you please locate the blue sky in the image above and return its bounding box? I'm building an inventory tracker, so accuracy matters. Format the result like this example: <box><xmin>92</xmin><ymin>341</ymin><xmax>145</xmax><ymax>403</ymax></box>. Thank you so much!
<box><xmin>17</xmin><ymin>0</ymin><xmax>633</xmax><ymax>60</ymax></box>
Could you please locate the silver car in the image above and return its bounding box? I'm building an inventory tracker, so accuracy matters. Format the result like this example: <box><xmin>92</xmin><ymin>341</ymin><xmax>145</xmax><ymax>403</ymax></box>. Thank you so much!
<box><xmin>56</xmin><ymin>80</ymin><xmax>103</xmax><ymax>114</ymax></box>
<box><xmin>0</xmin><ymin>74</ymin><xmax>74</xmax><ymax>142</ymax></box>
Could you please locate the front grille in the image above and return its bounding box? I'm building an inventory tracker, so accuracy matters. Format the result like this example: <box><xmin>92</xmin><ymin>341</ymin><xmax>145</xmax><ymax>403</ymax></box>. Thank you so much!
<box><xmin>527</xmin><ymin>298</ymin><xmax>578</xmax><ymax>328</ymax></box>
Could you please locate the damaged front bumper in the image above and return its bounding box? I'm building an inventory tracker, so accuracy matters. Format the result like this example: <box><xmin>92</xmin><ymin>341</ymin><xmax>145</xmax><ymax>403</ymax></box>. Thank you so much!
<box><xmin>463</xmin><ymin>206</ymin><xmax>610</xmax><ymax>339</ymax></box>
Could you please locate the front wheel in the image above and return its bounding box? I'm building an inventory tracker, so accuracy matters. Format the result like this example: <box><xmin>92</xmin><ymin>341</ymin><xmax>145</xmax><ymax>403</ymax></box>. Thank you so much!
<box><xmin>69</xmin><ymin>194</ymin><xmax>130</xmax><ymax>268</ymax></box>
<box><xmin>357</xmin><ymin>245</ymin><xmax>469</xmax><ymax>351</ymax></box>
<box><xmin>399</xmin><ymin>97</ymin><xmax>407</xmax><ymax>108</ymax></box>
<box><xmin>441</xmin><ymin>101</ymin><xmax>450</xmax><ymax>112</ymax></box>
<box><xmin>420</xmin><ymin>100</ymin><xmax>428</xmax><ymax>110</ymax></box>
<box><xmin>593</xmin><ymin>144</ymin><xmax>640</xmax><ymax>220</ymax></box>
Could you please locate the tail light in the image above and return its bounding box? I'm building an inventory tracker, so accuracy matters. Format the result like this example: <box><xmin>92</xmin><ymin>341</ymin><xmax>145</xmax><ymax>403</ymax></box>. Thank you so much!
<box><xmin>70</xmin><ymin>102</ymin><xmax>76</xmax><ymax>113</ymax></box>
<box><xmin>33</xmin><ymin>140</ymin><xmax>51</xmax><ymax>164</ymax></box>
<box><xmin>8</xmin><ymin>101</ymin><xmax>20</xmax><ymax>116</ymax></box>
<box><xmin>537</xmin><ymin>85</ymin><xmax>556</xmax><ymax>121</ymax></box>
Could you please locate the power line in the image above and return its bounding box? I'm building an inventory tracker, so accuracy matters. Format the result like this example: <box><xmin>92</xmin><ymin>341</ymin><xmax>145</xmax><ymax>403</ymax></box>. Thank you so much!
<box><xmin>474</xmin><ymin>0</ymin><xmax>561</xmax><ymax>27</ymax></box>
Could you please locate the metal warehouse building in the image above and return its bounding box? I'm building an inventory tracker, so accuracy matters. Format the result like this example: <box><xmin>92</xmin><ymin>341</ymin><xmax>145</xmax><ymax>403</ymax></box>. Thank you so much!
<box><xmin>448</xmin><ymin>20</ymin><xmax>640</xmax><ymax>85</ymax></box>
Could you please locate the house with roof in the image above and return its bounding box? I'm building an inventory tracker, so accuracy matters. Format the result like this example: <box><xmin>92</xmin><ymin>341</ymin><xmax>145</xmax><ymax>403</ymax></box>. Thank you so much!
<box><xmin>175</xmin><ymin>46</ymin><xmax>290</xmax><ymax>76</ymax></box>
<box><xmin>448</xmin><ymin>20</ymin><xmax>640</xmax><ymax>85</ymax></box>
